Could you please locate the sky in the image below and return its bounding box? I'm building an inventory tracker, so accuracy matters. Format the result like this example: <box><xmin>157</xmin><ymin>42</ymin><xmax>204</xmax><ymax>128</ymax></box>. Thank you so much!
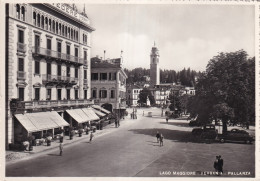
<box><xmin>79</xmin><ymin>4</ymin><xmax>254</xmax><ymax>71</ymax></box>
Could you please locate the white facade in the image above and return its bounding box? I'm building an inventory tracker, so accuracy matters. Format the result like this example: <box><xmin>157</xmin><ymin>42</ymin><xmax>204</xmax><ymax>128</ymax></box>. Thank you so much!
<box><xmin>126</xmin><ymin>86</ymin><xmax>142</xmax><ymax>106</ymax></box>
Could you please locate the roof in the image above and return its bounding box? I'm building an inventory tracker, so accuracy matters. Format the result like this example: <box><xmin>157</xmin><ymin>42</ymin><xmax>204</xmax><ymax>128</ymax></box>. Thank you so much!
<box><xmin>91</xmin><ymin>58</ymin><xmax>122</xmax><ymax>69</ymax></box>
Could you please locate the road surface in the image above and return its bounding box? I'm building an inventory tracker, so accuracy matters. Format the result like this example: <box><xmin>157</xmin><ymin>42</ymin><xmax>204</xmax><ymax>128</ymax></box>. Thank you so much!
<box><xmin>6</xmin><ymin>107</ymin><xmax>255</xmax><ymax>177</ymax></box>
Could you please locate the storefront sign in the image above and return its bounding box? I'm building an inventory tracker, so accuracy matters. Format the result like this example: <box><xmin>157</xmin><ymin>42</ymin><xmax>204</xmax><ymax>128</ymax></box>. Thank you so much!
<box><xmin>51</xmin><ymin>3</ymin><xmax>89</xmax><ymax>25</ymax></box>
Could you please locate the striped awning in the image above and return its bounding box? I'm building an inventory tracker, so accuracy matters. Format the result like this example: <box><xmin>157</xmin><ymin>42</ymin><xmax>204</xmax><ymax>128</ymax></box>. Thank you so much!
<box><xmin>66</xmin><ymin>109</ymin><xmax>86</xmax><ymax>123</ymax></box>
<box><xmin>82</xmin><ymin>108</ymin><xmax>100</xmax><ymax>121</ymax></box>
<box><xmin>15</xmin><ymin>112</ymin><xmax>69</xmax><ymax>133</ymax></box>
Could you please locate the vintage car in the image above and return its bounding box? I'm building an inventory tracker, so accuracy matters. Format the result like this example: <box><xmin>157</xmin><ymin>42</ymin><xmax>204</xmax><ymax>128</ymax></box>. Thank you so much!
<box><xmin>192</xmin><ymin>124</ymin><xmax>218</xmax><ymax>139</ymax></box>
<box><xmin>218</xmin><ymin>129</ymin><xmax>254</xmax><ymax>144</ymax></box>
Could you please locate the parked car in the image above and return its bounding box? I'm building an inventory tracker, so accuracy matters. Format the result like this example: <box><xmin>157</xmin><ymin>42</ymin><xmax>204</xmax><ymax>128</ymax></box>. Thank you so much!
<box><xmin>189</xmin><ymin>120</ymin><xmax>202</xmax><ymax>127</ymax></box>
<box><xmin>218</xmin><ymin>129</ymin><xmax>254</xmax><ymax>144</ymax></box>
<box><xmin>192</xmin><ymin>124</ymin><xmax>218</xmax><ymax>139</ymax></box>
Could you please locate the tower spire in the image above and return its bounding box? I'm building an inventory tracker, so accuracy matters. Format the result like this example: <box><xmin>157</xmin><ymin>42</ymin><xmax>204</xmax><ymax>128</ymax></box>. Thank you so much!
<box><xmin>83</xmin><ymin>4</ymin><xmax>86</xmax><ymax>14</ymax></box>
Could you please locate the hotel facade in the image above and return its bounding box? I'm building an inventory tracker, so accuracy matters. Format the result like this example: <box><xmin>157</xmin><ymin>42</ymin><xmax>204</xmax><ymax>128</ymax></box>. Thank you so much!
<box><xmin>5</xmin><ymin>3</ymin><xmax>95</xmax><ymax>148</ymax></box>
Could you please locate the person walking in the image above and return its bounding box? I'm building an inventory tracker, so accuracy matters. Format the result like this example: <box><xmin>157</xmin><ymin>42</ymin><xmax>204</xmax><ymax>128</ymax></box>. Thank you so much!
<box><xmin>89</xmin><ymin>132</ymin><xmax>94</xmax><ymax>143</ymax></box>
<box><xmin>160</xmin><ymin>134</ymin><xmax>164</xmax><ymax>146</ymax></box>
<box><xmin>59</xmin><ymin>142</ymin><xmax>63</xmax><ymax>156</ymax></box>
<box><xmin>218</xmin><ymin>155</ymin><xmax>224</xmax><ymax>175</ymax></box>
<box><xmin>213</xmin><ymin>156</ymin><xmax>219</xmax><ymax>172</ymax></box>
<box><xmin>115</xmin><ymin>119</ymin><xmax>118</xmax><ymax>128</ymax></box>
<box><xmin>156</xmin><ymin>131</ymin><xmax>160</xmax><ymax>143</ymax></box>
<box><xmin>166</xmin><ymin>117</ymin><xmax>169</xmax><ymax>124</ymax></box>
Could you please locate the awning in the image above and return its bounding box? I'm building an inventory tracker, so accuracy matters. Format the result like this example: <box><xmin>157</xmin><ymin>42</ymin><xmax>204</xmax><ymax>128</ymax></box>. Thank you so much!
<box><xmin>15</xmin><ymin>112</ymin><xmax>69</xmax><ymax>133</ymax></box>
<box><xmin>48</xmin><ymin>112</ymin><xmax>69</xmax><ymax>127</ymax></box>
<box><xmin>66</xmin><ymin>109</ymin><xmax>85</xmax><ymax>123</ymax></box>
<box><xmin>92</xmin><ymin>108</ymin><xmax>106</xmax><ymax>117</ymax></box>
<box><xmin>74</xmin><ymin>109</ymin><xmax>92</xmax><ymax>122</ymax></box>
<box><xmin>82</xmin><ymin>108</ymin><xmax>100</xmax><ymax>121</ymax></box>
<box><xmin>92</xmin><ymin>105</ymin><xmax>111</xmax><ymax>114</ymax></box>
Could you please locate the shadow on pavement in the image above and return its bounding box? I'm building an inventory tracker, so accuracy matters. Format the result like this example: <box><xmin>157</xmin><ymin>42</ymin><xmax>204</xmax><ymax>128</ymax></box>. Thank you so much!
<box><xmin>128</xmin><ymin>128</ymin><xmax>217</xmax><ymax>144</ymax></box>
<box><xmin>160</xmin><ymin>121</ymin><xmax>191</xmax><ymax>127</ymax></box>
<box><xmin>47</xmin><ymin>153</ymin><xmax>60</xmax><ymax>156</ymax></box>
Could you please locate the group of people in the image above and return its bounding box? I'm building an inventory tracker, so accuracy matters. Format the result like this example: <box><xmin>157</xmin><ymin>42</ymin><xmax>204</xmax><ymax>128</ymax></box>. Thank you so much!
<box><xmin>214</xmin><ymin>155</ymin><xmax>224</xmax><ymax>175</ymax></box>
<box><xmin>156</xmin><ymin>131</ymin><xmax>164</xmax><ymax>146</ymax></box>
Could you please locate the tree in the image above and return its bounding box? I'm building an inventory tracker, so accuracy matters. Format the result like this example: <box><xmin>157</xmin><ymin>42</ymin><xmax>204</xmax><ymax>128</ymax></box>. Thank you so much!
<box><xmin>168</xmin><ymin>91</ymin><xmax>182</xmax><ymax>114</ymax></box>
<box><xmin>190</xmin><ymin>50</ymin><xmax>255</xmax><ymax>129</ymax></box>
<box><xmin>138</xmin><ymin>88</ymin><xmax>154</xmax><ymax>106</ymax></box>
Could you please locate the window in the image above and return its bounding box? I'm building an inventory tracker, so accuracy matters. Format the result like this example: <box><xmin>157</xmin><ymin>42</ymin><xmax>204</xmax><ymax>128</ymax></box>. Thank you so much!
<box><xmin>47</xmin><ymin>89</ymin><xmax>51</xmax><ymax>100</ymax></box>
<box><xmin>91</xmin><ymin>73</ymin><xmax>98</xmax><ymax>80</ymax></box>
<box><xmin>18</xmin><ymin>29</ymin><xmax>24</xmax><ymax>43</ymax></box>
<box><xmin>75</xmin><ymin>68</ymin><xmax>78</xmax><ymax>78</ymax></box>
<box><xmin>21</xmin><ymin>6</ymin><xmax>25</xmax><ymax>21</ymax></box>
<box><xmin>45</xmin><ymin>17</ymin><xmax>48</xmax><ymax>30</ymax></box>
<box><xmin>84</xmin><ymin>70</ymin><xmax>87</xmax><ymax>79</ymax></box>
<box><xmin>57</xmin><ymin>64</ymin><xmax>61</xmax><ymax>76</ymax></box>
<box><xmin>47</xmin><ymin>39</ymin><xmax>51</xmax><ymax>50</ymax></box>
<box><xmin>18</xmin><ymin>58</ymin><xmax>24</xmax><ymax>71</ymax></box>
<box><xmin>75</xmin><ymin>47</ymin><xmax>78</xmax><ymax>57</ymax></box>
<box><xmin>57</xmin><ymin>42</ymin><xmax>62</xmax><ymax>58</ymax></box>
<box><xmin>84</xmin><ymin>90</ymin><xmax>87</xmax><ymax>99</ymax></box>
<box><xmin>66</xmin><ymin>45</ymin><xmax>70</xmax><ymax>55</ymax></box>
<box><xmin>111</xmin><ymin>90</ymin><xmax>115</xmax><ymax>98</ymax></box>
<box><xmin>37</xmin><ymin>14</ymin><xmax>40</xmax><ymax>27</ymax></box>
<box><xmin>67</xmin><ymin>66</ymin><xmax>70</xmax><ymax>77</ymax></box>
<box><xmin>57</xmin><ymin>89</ymin><xmax>62</xmax><ymax>100</ymax></box>
<box><xmin>75</xmin><ymin>90</ymin><xmax>78</xmax><ymax>99</ymax></box>
<box><xmin>35</xmin><ymin>88</ymin><xmax>40</xmax><ymax>100</ymax></box>
<box><xmin>18</xmin><ymin>88</ymin><xmax>24</xmax><ymax>101</ymax></box>
<box><xmin>67</xmin><ymin>89</ymin><xmax>70</xmax><ymax>100</ymax></box>
<box><xmin>84</xmin><ymin>50</ymin><xmax>87</xmax><ymax>60</ymax></box>
<box><xmin>16</xmin><ymin>4</ymin><xmax>20</xmax><ymax>19</ymax></box>
<box><xmin>47</xmin><ymin>63</ymin><xmax>51</xmax><ymax>75</ymax></box>
<box><xmin>92</xmin><ymin>90</ymin><xmax>97</xmax><ymax>98</ymax></box>
<box><xmin>100</xmin><ymin>73</ymin><xmax>107</xmax><ymax>80</ymax></box>
<box><xmin>99</xmin><ymin>90</ymin><xmax>107</xmax><ymax>98</ymax></box>
<box><xmin>41</xmin><ymin>15</ymin><xmax>44</xmax><ymax>29</ymax></box>
<box><xmin>33</xmin><ymin>12</ymin><xmax>36</xmax><ymax>25</ymax></box>
<box><xmin>35</xmin><ymin>61</ymin><xmax>40</xmax><ymax>74</ymax></box>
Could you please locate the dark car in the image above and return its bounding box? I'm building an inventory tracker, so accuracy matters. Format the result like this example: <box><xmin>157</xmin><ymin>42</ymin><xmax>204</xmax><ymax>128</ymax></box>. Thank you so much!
<box><xmin>189</xmin><ymin>120</ymin><xmax>202</xmax><ymax>127</ymax></box>
<box><xmin>218</xmin><ymin>129</ymin><xmax>254</xmax><ymax>144</ymax></box>
<box><xmin>192</xmin><ymin>124</ymin><xmax>217</xmax><ymax>139</ymax></box>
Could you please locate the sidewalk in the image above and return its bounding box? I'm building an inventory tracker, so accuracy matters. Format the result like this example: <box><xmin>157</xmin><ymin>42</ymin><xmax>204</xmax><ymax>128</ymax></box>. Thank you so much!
<box><xmin>6</xmin><ymin>119</ymin><xmax>128</xmax><ymax>164</ymax></box>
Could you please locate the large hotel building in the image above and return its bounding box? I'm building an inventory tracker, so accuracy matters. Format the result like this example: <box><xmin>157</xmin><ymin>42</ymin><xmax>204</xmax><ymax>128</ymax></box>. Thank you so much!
<box><xmin>5</xmin><ymin>3</ymin><xmax>96</xmax><ymax>148</ymax></box>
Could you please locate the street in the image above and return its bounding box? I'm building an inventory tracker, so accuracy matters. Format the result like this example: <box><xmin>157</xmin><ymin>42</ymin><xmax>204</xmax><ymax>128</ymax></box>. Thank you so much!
<box><xmin>6</xmin><ymin>107</ymin><xmax>255</xmax><ymax>177</ymax></box>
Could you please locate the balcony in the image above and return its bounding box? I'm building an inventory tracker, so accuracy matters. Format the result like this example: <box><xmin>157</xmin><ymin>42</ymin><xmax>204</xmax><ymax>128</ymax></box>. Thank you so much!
<box><xmin>17</xmin><ymin>71</ymin><xmax>26</xmax><ymax>80</ymax></box>
<box><xmin>22</xmin><ymin>99</ymin><xmax>94</xmax><ymax>110</ymax></box>
<box><xmin>42</xmin><ymin>74</ymin><xmax>78</xmax><ymax>85</ymax></box>
<box><xmin>32</xmin><ymin>46</ymin><xmax>83</xmax><ymax>65</ymax></box>
<box><xmin>17</xmin><ymin>43</ymin><xmax>27</xmax><ymax>53</ymax></box>
<box><xmin>84</xmin><ymin>79</ymin><xmax>88</xmax><ymax>84</ymax></box>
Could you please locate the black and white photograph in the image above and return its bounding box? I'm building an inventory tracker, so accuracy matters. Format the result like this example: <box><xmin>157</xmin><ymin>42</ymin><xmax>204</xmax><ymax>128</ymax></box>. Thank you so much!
<box><xmin>2</xmin><ymin>1</ymin><xmax>258</xmax><ymax>180</ymax></box>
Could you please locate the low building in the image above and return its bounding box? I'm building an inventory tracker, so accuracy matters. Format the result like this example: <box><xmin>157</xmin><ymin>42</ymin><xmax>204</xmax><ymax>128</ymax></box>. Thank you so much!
<box><xmin>91</xmin><ymin>57</ymin><xmax>127</xmax><ymax>117</ymax></box>
<box><xmin>126</xmin><ymin>84</ymin><xmax>142</xmax><ymax>106</ymax></box>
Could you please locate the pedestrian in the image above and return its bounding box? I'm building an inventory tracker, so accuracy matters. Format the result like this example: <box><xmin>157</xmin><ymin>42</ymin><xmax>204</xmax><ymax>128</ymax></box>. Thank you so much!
<box><xmin>213</xmin><ymin>156</ymin><xmax>219</xmax><ymax>172</ymax></box>
<box><xmin>115</xmin><ymin>119</ymin><xmax>118</xmax><ymax>128</ymax></box>
<box><xmin>118</xmin><ymin>119</ymin><xmax>120</xmax><ymax>127</ymax></box>
<box><xmin>143</xmin><ymin>111</ymin><xmax>144</xmax><ymax>116</ymax></box>
<box><xmin>218</xmin><ymin>155</ymin><xmax>224</xmax><ymax>175</ymax></box>
<box><xmin>89</xmin><ymin>132</ymin><xmax>94</xmax><ymax>142</ymax></box>
<box><xmin>59</xmin><ymin>142</ymin><xmax>63</xmax><ymax>156</ymax></box>
<box><xmin>160</xmin><ymin>134</ymin><xmax>164</xmax><ymax>146</ymax></box>
<box><xmin>156</xmin><ymin>131</ymin><xmax>160</xmax><ymax>143</ymax></box>
<box><xmin>166</xmin><ymin>117</ymin><xmax>169</xmax><ymax>124</ymax></box>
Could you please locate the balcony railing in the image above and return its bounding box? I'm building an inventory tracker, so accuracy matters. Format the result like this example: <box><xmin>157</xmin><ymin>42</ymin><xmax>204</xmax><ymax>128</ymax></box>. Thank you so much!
<box><xmin>42</xmin><ymin>74</ymin><xmax>78</xmax><ymax>84</ymax></box>
<box><xmin>17</xmin><ymin>43</ymin><xmax>27</xmax><ymax>53</ymax></box>
<box><xmin>17</xmin><ymin>71</ymin><xmax>26</xmax><ymax>80</ymax></box>
<box><xmin>22</xmin><ymin>99</ymin><xmax>94</xmax><ymax>109</ymax></box>
<box><xmin>84</xmin><ymin>79</ymin><xmax>88</xmax><ymax>84</ymax></box>
<box><xmin>32</xmin><ymin>46</ymin><xmax>83</xmax><ymax>64</ymax></box>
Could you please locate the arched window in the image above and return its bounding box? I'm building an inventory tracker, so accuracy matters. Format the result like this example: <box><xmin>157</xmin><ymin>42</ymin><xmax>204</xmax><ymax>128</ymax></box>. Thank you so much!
<box><xmin>56</xmin><ymin>22</ymin><xmax>58</xmax><ymax>34</ymax></box>
<box><xmin>68</xmin><ymin>27</ymin><xmax>70</xmax><ymax>39</ymax></box>
<box><xmin>52</xmin><ymin>20</ymin><xmax>55</xmax><ymax>33</ymax></box>
<box><xmin>45</xmin><ymin>17</ymin><xmax>48</xmax><ymax>30</ymax></box>
<box><xmin>73</xmin><ymin>30</ymin><xmax>76</xmax><ymax>40</ymax></box>
<box><xmin>37</xmin><ymin>14</ymin><xmax>40</xmax><ymax>27</ymax></box>
<box><xmin>33</xmin><ymin>12</ymin><xmax>36</xmax><ymax>26</ymax></box>
<box><xmin>65</xmin><ymin>26</ymin><xmax>67</xmax><ymax>37</ymax></box>
<box><xmin>49</xmin><ymin>19</ymin><xmax>51</xmax><ymax>31</ymax></box>
<box><xmin>85</xmin><ymin>35</ymin><xmax>88</xmax><ymax>44</ymax></box>
<box><xmin>62</xmin><ymin>25</ymin><xmax>64</xmax><ymax>36</ymax></box>
<box><xmin>59</xmin><ymin>23</ymin><xmax>61</xmax><ymax>35</ymax></box>
<box><xmin>16</xmin><ymin>4</ymin><xmax>20</xmax><ymax>19</ymax></box>
<box><xmin>83</xmin><ymin>34</ymin><xmax>85</xmax><ymax>43</ymax></box>
<box><xmin>21</xmin><ymin>6</ymin><xmax>25</xmax><ymax>21</ymax></box>
<box><xmin>41</xmin><ymin>15</ymin><xmax>44</xmax><ymax>29</ymax></box>
<box><xmin>76</xmin><ymin>31</ymin><xmax>78</xmax><ymax>41</ymax></box>
<box><xmin>71</xmin><ymin>29</ymin><xmax>73</xmax><ymax>40</ymax></box>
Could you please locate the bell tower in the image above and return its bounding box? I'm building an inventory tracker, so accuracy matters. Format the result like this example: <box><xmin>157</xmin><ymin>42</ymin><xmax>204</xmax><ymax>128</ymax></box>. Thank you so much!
<box><xmin>150</xmin><ymin>42</ymin><xmax>160</xmax><ymax>87</ymax></box>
